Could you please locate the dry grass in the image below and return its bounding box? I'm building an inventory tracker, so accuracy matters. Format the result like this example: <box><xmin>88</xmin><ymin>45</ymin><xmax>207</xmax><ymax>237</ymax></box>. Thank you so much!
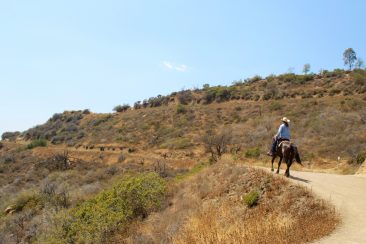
<box><xmin>112</xmin><ymin>161</ymin><xmax>339</xmax><ymax>243</ymax></box>
<box><xmin>76</xmin><ymin>95</ymin><xmax>366</xmax><ymax>168</ymax></box>
<box><xmin>2</xmin><ymin>71</ymin><xmax>363</xmax><ymax>242</ymax></box>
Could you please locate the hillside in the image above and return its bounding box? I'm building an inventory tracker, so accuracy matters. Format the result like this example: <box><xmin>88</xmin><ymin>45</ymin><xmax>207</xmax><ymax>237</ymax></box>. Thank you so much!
<box><xmin>4</xmin><ymin>69</ymin><xmax>366</xmax><ymax>165</ymax></box>
<box><xmin>0</xmin><ymin>68</ymin><xmax>365</xmax><ymax>243</ymax></box>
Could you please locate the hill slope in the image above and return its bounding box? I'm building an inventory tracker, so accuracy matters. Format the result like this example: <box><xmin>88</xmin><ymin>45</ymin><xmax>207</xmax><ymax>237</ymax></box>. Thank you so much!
<box><xmin>4</xmin><ymin>69</ymin><xmax>365</xmax><ymax>165</ymax></box>
<box><xmin>0</xmin><ymin>68</ymin><xmax>365</xmax><ymax>243</ymax></box>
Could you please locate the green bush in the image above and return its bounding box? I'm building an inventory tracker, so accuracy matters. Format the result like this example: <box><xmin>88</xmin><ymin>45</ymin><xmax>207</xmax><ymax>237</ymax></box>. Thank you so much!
<box><xmin>39</xmin><ymin>173</ymin><xmax>166</xmax><ymax>243</ymax></box>
<box><xmin>243</xmin><ymin>190</ymin><xmax>260</xmax><ymax>208</ymax></box>
<box><xmin>245</xmin><ymin>147</ymin><xmax>261</xmax><ymax>158</ymax></box>
<box><xmin>176</xmin><ymin>104</ymin><xmax>187</xmax><ymax>114</ymax></box>
<box><xmin>27</xmin><ymin>139</ymin><xmax>47</xmax><ymax>149</ymax></box>
<box><xmin>11</xmin><ymin>191</ymin><xmax>44</xmax><ymax>213</ymax></box>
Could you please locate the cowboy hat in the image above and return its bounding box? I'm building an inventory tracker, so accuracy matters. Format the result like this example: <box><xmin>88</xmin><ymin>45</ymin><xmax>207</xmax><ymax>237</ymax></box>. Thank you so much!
<box><xmin>282</xmin><ymin>117</ymin><xmax>290</xmax><ymax>123</ymax></box>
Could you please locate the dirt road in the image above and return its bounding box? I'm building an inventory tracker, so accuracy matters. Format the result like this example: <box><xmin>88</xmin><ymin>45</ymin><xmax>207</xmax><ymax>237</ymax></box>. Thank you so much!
<box><xmin>282</xmin><ymin>169</ymin><xmax>366</xmax><ymax>244</ymax></box>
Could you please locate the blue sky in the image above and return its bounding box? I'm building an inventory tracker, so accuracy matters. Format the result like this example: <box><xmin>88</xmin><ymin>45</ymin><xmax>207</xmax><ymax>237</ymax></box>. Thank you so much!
<box><xmin>0</xmin><ymin>0</ymin><xmax>365</xmax><ymax>135</ymax></box>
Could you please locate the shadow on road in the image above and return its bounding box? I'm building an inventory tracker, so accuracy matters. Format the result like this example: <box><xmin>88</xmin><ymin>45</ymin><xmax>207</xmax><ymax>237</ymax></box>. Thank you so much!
<box><xmin>289</xmin><ymin>175</ymin><xmax>310</xmax><ymax>183</ymax></box>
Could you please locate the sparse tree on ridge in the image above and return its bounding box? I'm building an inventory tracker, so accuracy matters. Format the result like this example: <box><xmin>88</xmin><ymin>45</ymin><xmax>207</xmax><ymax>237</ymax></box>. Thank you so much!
<box><xmin>303</xmin><ymin>64</ymin><xmax>311</xmax><ymax>74</ymax></box>
<box><xmin>343</xmin><ymin>48</ymin><xmax>357</xmax><ymax>70</ymax></box>
<box><xmin>113</xmin><ymin>104</ymin><xmax>131</xmax><ymax>113</ymax></box>
<box><xmin>355</xmin><ymin>58</ymin><xmax>364</xmax><ymax>69</ymax></box>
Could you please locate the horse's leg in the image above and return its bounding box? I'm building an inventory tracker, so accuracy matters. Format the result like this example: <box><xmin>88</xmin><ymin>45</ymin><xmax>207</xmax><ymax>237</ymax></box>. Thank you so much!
<box><xmin>276</xmin><ymin>157</ymin><xmax>282</xmax><ymax>174</ymax></box>
<box><xmin>271</xmin><ymin>156</ymin><xmax>275</xmax><ymax>172</ymax></box>
<box><xmin>285</xmin><ymin>158</ymin><xmax>290</xmax><ymax>177</ymax></box>
<box><xmin>285</xmin><ymin>150</ymin><xmax>295</xmax><ymax>177</ymax></box>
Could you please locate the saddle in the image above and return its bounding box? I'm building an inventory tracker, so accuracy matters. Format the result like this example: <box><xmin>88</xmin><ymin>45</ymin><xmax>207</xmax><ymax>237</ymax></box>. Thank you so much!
<box><xmin>277</xmin><ymin>139</ymin><xmax>290</xmax><ymax>149</ymax></box>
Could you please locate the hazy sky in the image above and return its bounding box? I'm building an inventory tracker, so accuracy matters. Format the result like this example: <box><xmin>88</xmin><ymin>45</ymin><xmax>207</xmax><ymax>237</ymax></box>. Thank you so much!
<box><xmin>0</xmin><ymin>0</ymin><xmax>365</xmax><ymax>135</ymax></box>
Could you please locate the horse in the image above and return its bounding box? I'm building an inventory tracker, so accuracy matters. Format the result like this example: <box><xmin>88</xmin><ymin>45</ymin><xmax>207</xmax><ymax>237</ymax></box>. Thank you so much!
<box><xmin>271</xmin><ymin>140</ymin><xmax>302</xmax><ymax>177</ymax></box>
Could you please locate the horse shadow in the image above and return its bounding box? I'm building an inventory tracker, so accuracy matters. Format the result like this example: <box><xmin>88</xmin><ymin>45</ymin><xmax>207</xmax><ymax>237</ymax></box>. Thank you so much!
<box><xmin>289</xmin><ymin>175</ymin><xmax>310</xmax><ymax>184</ymax></box>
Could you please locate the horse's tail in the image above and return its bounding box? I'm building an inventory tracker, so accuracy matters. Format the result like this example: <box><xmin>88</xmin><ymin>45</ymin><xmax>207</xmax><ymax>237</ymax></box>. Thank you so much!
<box><xmin>291</xmin><ymin>144</ymin><xmax>302</xmax><ymax>165</ymax></box>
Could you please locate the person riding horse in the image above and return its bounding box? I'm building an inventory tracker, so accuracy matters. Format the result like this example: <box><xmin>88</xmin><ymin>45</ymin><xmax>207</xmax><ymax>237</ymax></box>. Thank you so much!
<box><xmin>267</xmin><ymin>117</ymin><xmax>291</xmax><ymax>156</ymax></box>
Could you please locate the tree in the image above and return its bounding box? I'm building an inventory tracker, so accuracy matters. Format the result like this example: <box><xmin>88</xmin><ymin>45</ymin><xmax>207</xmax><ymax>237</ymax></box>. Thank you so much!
<box><xmin>343</xmin><ymin>48</ymin><xmax>357</xmax><ymax>70</ymax></box>
<box><xmin>133</xmin><ymin>101</ymin><xmax>142</xmax><ymax>109</ymax></box>
<box><xmin>303</xmin><ymin>64</ymin><xmax>311</xmax><ymax>74</ymax></box>
<box><xmin>202</xmin><ymin>128</ymin><xmax>232</xmax><ymax>162</ymax></box>
<box><xmin>355</xmin><ymin>58</ymin><xmax>364</xmax><ymax>69</ymax></box>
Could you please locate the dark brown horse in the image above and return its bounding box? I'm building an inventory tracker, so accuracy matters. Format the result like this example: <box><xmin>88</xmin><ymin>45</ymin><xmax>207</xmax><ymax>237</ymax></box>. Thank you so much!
<box><xmin>271</xmin><ymin>140</ymin><xmax>302</xmax><ymax>177</ymax></box>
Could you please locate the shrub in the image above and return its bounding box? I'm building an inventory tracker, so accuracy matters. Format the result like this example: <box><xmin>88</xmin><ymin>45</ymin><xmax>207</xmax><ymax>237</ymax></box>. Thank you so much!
<box><xmin>134</xmin><ymin>101</ymin><xmax>142</xmax><ymax>109</ymax></box>
<box><xmin>356</xmin><ymin>150</ymin><xmax>366</xmax><ymax>165</ymax></box>
<box><xmin>82</xmin><ymin>109</ymin><xmax>91</xmax><ymax>115</ymax></box>
<box><xmin>269</xmin><ymin>101</ymin><xmax>281</xmax><ymax>111</ymax></box>
<box><xmin>40</xmin><ymin>182</ymin><xmax>70</xmax><ymax>209</ymax></box>
<box><xmin>202</xmin><ymin>128</ymin><xmax>233</xmax><ymax>162</ymax></box>
<box><xmin>178</xmin><ymin>90</ymin><xmax>194</xmax><ymax>105</ymax></box>
<box><xmin>11</xmin><ymin>191</ymin><xmax>44</xmax><ymax>213</ymax></box>
<box><xmin>0</xmin><ymin>142</ymin><xmax>3</xmax><ymax>150</ymax></box>
<box><xmin>249</xmin><ymin>75</ymin><xmax>262</xmax><ymax>83</ymax></box>
<box><xmin>90</xmin><ymin>116</ymin><xmax>110</xmax><ymax>127</ymax></box>
<box><xmin>128</xmin><ymin>148</ymin><xmax>136</xmax><ymax>153</ymax></box>
<box><xmin>36</xmin><ymin>152</ymin><xmax>72</xmax><ymax>171</ymax></box>
<box><xmin>1</xmin><ymin>131</ymin><xmax>20</xmax><ymax>141</ymax></box>
<box><xmin>50</xmin><ymin>113</ymin><xmax>63</xmax><ymax>122</ymax></box>
<box><xmin>329</xmin><ymin>89</ymin><xmax>341</xmax><ymax>96</ymax></box>
<box><xmin>263</xmin><ymin>85</ymin><xmax>278</xmax><ymax>100</ymax></box>
<box><xmin>243</xmin><ymin>190</ymin><xmax>260</xmax><ymax>208</ymax></box>
<box><xmin>245</xmin><ymin>147</ymin><xmax>261</xmax><ymax>158</ymax></box>
<box><xmin>277</xmin><ymin>73</ymin><xmax>297</xmax><ymax>83</ymax></box>
<box><xmin>27</xmin><ymin>139</ymin><xmax>47</xmax><ymax>149</ymax></box>
<box><xmin>40</xmin><ymin>173</ymin><xmax>166</xmax><ymax>243</ymax></box>
<box><xmin>113</xmin><ymin>104</ymin><xmax>131</xmax><ymax>113</ymax></box>
<box><xmin>215</xmin><ymin>87</ymin><xmax>231</xmax><ymax>102</ymax></box>
<box><xmin>352</xmin><ymin>70</ymin><xmax>366</xmax><ymax>85</ymax></box>
<box><xmin>23</xmin><ymin>111</ymin><xmax>84</xmax><ymax>142</ymax></box>
<box><xmin>147</xmin><ymin>95</ymin><xmax>170</xmax><ymax>107</ymax></box>
<box><xmin>50</xmin><ymin>135</ymin><xmax>65</xmax><ymax>145</ymax></box>
<box><xmin>105</xmin><ymin>166</ymin><xmax>118</xmax><ymax>175</ymax></box>
<box><xmin>202</xmin><ymin>89</ymin><xmax>216</xmax><ymax>104</ymax></box>
<box><xmin>62</xmin><ymin>124</ymin><xmax>78</xmax><ymax>132</ymax></box>
<box><xmin>3</xmin><ymin>154</ymin><xmax>15</xmax><ymax>164</ymax></box>
<box><xmin>176</xmin><ymin>104</ymin><xmax>187</xmax><ymax>114</ymax></box>
<box><xmin>118</xmin><ymin>154</ymin><xmax>126</xmax><ymax>163</ymax></box>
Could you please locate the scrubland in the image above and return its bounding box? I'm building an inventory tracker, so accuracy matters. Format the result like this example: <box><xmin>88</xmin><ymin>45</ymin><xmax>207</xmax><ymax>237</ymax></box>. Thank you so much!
<box><xmin>1</xmin><ymin>69</ymin><xmax>365</xmax><ymax>242</ymax></box>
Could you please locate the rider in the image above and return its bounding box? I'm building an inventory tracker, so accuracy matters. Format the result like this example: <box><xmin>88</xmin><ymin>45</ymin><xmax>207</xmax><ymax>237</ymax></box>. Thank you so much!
<box><xmin>267</xmin><ymin>117</ymin><xmax>291</xmax><ymax>156</ymax></box>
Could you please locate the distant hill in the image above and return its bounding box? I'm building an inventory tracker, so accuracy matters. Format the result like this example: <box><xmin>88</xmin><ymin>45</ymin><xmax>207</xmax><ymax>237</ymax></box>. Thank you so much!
<box><xmin>3</xmin><ymin>68</ymin><xmax>364</xmax><ymax>162</ymax></box>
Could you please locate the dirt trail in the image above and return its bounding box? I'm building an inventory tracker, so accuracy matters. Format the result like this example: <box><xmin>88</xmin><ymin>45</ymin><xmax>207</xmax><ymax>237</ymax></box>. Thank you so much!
<box><xmin>281</xmin><ymin>169</ymin><xmax>366</xmax><ymax>244</ymax></box>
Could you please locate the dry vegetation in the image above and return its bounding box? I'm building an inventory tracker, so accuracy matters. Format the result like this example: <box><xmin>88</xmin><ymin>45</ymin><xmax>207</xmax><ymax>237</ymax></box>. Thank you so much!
<box><xmin>1</xmin><ymin>68</ymin><xmax>364</xmax><ymax>242</ymax></box>
<box><xmin>112</xmin><ymin>161</ymin><xmax>339</xmax><ymax>243</ymax></box>
<box><xmin>3</xmin><ymin>69</ymin><xmax>364</xmax><ymax>167</ymax></box>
